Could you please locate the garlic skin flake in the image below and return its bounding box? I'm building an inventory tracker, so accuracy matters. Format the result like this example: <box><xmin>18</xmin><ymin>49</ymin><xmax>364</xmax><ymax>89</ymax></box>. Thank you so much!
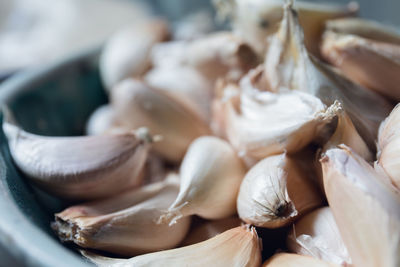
<box><xmin>237</xmin><ymin>153</ymin><xmax>323</xmax><ymax>228</ymax></box>
<box><xmin>161</xmin><ymin>136</ymin><xmax>246</xmax><ymax>224</ymax></box>
<box><xmin>263</xmin><ymin>253</ymin><xmax>340</xmax><ymax>267</ymax></box>
<box><xmin>53</xmin><ymin>174</ymin><xmax>191</xmax><ymax>256</ymax></box>
<box><xmin>83</xmin><ymin>225</ymin><xmax>261</xmax><ymax>267</ymax></box>
<box><xmin>111</xmin><ymin>78</ymin><xmax>210</xmax><ymax>162</ymax></box>
<box><xmin>287</xmin><ymin>207</ymin><xmax>351</xmax><ymax>265</ymax></box>
<box><xmin>3</xmin><ymin>121</ymin><xmax>150</xmax><ymax>200</ymax></box>
<box><xmin>321</xmin><ymin>145</ymin><xmax>400</xmax><ymax>267</ymax></box>
<box><xmin>99</xmin><ymin>19</ymin><xmax>169</xmax><ymax>91</ymax></box>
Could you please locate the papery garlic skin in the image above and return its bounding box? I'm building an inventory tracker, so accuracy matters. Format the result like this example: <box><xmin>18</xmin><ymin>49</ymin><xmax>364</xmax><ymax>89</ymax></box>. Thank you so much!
<box><xmin>322</xmin><ymin>145</ymin><xmax>400</xmax><ymax>267</ymax></box>
<box><xmin>3</xmin><ymin>121</ymin><xmax>150</xmax><ymax>200</ymax></box>
<box><xmin>111</xmin><ymin>78</ymin><xmax>210</xmax><ymax>162</ymax></box>
<box><xmin>237</xmin><ymin>153</ymin><xmax>323</xmax><ymax>228</ymax></box>
<box><xmin>85</xmin><ymin>104</ymin><xmax>121</xmax><ymax>135</ymax></box>
<box><xmin>263</xmin><ymin>253</ymin><xmax>340</xmax><ymax>267</ymax></box>
<box><xmin>83</xmin><ymin>225</ymin><xmax>261</xmax><ymax>267</ymax></box>
<box><xmin>53</xmin><ymin>174</ymin><xmax>190</xmax><ymax>256</ymax></box>
<box><xmin>100</xmin><ymin>19</ymin><xmax>169</xmax><ymax>90</ymax></box>
<box><xmin>161</xmin><ymin>136</ymin><xmax>246</xmax><ymax>224</ymax></box>
<box><xmin>287</xmin><ymin>207</ymin><xmax>351</xmax><ymax>265</ymax></box>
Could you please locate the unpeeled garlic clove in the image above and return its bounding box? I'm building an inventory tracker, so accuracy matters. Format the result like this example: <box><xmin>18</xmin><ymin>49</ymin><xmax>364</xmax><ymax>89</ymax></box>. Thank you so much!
<box><xmin>3</xmin><ymin>121</ymin><xmax>151</xmax><ymax>200</ymax></box>
<box><xmin>237</xmin><ymin>153</ymin><xmax>323</xmax><ymax>228</ymax></box>
<box><xmin>214</xmin><ymin>0</ymin><xmax>357</xmax><ymax>56</ymax></box>
<box><xmin>262</xmin><ymin>2</ymin><xmax>392</xmax><ymax>153</ymax></box>
<box><xmin>181</xmin><ymin>216</ymin><xmax>242</xmax><ymax>246</ymax></box>
<box><xmin>321</xmin><ymin>30</ymin><xmax>400</xmax><ymax>102</ymax></box>
<box><xmin>52</xmin><ymin>174</ymin><xmax>191</xmax><ymax>256</ymax></box>
<box><xmin>85</xmin><ymin>104</ymin><xmax>123</xmax><ymax>135</ymax></box>
<box><xmin>287</xmin><ymin>207</ymin><xmax>351</xmax><ymax>265</ymax></box>
<box><xmin>160</xmin><ymin>136</ymin><xmax>246</xmax><ymax>224</ymax></box>
<box><xmin>262</xmin><ymin>253</ymin><xmax>340</xmax><ymax>267</ymax></box>
<box><xmin>144</xmin><ymin>66</ymin><xmax>212</xmax><ymax>123</ymax></box>
<box><xmin>83</xmin><ymin>225</ymin><xmax>261</xmax><ymax>267</ymax></box>
<box><xmin>100</xmin><ymin>19</ymin><xmax>169</xmax><ymax>91</ymax></box>
<box><xmin>111</xmin><ymin>78</ymin><xmax>211</xmax><ymax>162</ymax></box>
<box><xmin>321</xmin><ymin>145</ymin><xmax>400</xmax><ymax>267</ymax></box>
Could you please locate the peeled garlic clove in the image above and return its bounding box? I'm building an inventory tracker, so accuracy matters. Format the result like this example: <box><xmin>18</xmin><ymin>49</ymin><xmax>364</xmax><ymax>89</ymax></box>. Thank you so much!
<box><xmin>237</xmin><ymin>153</ymin><xmax>323</xmax><ymax>228</ymax></box>
<box><xmin>52</xmin><ymin>174</ymin><xmax>190</xmax><ymax>256</ymax></box>
<box><xmin>322</xmin><ymin>101</ymin><xmax>372</xmax><ymax>161</ymax></box>
<box><xmin>321</xmin><ymin>145</ymin><xmax>400</xmax><ymax>267</ymax></box>
<box><xmin>215</xmin><ymin>0</ymin><xmax>357</xmax><ymax>56</ymax></box>
<box><xmin>325</xmin><ymin>18</ymin><xmax>400</xmax><ymax>45</ymax></box>
<box><xmin>85</xmin><ymin>104</ymin><xmax>123</xmax><ymax>135</ymax></box>
<box><xmin>160</xmin><ymin>136</ymin><xmax>246</xmax><ymax>224</ymax></box>
<box><xmin>144</xmin><ymin>66</ymin><xmax>212</xmax><ymax>123</ymax></box>
<box><xmin>3</xmin><ymin>121</ymin><xmax>151</xmax><ymax>200</ymax></box>
<box><xmin>287</xmin><ymin>207</ymin><xmax>351</xmax><ymax>265</ymax></box>
<box><xmin>181</xmin><ymin>216</ymin><xmax>242</xmax><ymax>246</ymax></box>
<box><xmin>263</xmin><ymin>3</ymin><xmax>392</xmax><ymax>152</ymax></box>
<box><xmin>100</xmin><ymin>19</ymin><xmax>169</xmax><ymax>91</ymax></box>
<box><xmin>263</xmin><ymin>253</ymin><xmax>340</xmax><ymax>267</ymax></box>
<box><xmin>111</xmin><ymin>78</ymin><xmax>210</xmax><ymax>162</ymax></box>
<box><xmin>83</xmin><ymin>225</ymin><xmax>261</xmax><ymax>267</ymax></box>
<box><xmin>321</xmin><ymin>31</ymin><xmax>400</xmax><ymax>102</ymax></box>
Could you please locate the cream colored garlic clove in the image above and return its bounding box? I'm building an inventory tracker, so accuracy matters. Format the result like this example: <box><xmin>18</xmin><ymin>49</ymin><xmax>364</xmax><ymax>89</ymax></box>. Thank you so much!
<box><xmin>214</xmin><ymin>0</ymin><xmax>357</xmax><ymax>56</ymax></box>
<box><xmin>3</xmin><ymin>121</ymin><xmax>151</xmax><ymax>200</ymax></box>
<box><xmin>52</xmin><ymin>174</ymin><xmax>190</xmax><ymax>256</ymax></box>
<box><xmin>160</xmin><ymin>136</ymin><xmax>246</xmax><ymax>224</ymax></box>
<box><xmin>100</xmin><ymin>19</ymin><xmax>169</xmax><ymax>91</ymax></box>
<box><xmin>287</xmin><ymin>207</ymin><xmax>351</xmax><ymax>265</ymax></box>
<box><xmin>83</xmin><ymin>225</ymin><xmax>261</xmax><ymax>267</ymax></box>
<box><xmin>111</xmin><ymin>78</ymin><xmax>211</xmax><ymax>162</ymax></box>
<box><xmin>321</xmin><ymin>145</ymin><xmax>400</xmax><ymax>267</ymax></box>
<box><xmin>85</xmin><ymin>104</ymin><xmax>123</xmax><ymax>135</ymax></box>
<box><xmin>263</xmin><ymin>253</ymin><xmax>340</xmax><ymax>267</ymax></box>
<box><xmin>181</xmin><ymin>216</ymin><xmax>242</xmax><ymax>246</ymax></box>
<box><xmin>237</xmin><ymin>153</ymin><xmax>323</xmax><ymax>228</ymax></box>
<box><xmin>144</xmin><ymin>66</ymin><xmax>212</xmax><ymax>123</ymax></box>
<box><xmin>378</xmin><ymin>104</ymin><xmax>400</xmax><ymax>153</ymax></box>
<box><xmin>262</xmin><ymin>2</ymin><xmax>392</xmax><ymax>153</ymax></box>
<box><xmin>321</xmin><ymin>30</ymin><xmax>400</xmax><ymax>102</ymax></box>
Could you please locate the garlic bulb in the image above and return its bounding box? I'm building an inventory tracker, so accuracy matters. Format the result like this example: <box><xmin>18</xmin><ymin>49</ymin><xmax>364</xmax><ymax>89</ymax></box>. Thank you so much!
<box><xmin>111</xmin><ymin>78</ymin><xmax>210</xmax><ymax>162</ymax></box>
<box><xmin>263</xmin><ymin>253</ymin><xmax>340</xmax><ymax>267</ymax></box>
<box><xmin>144</xmin><ymin>66</ymin><xmax>212</xmax><ymax>123</ymax></box>
<box><xmin>216</xmin><ymin>81</ymin><xmax>337</xmax><ymax>162</ymax></box>
<box><xmin>262</xmin><ymin>2</ymin><xmax>392</xmax><ymax>152</ymax></box>
<box><xmin>85</xmin><ymin>104</ymin><xmax>122</xmax><ymax>135</ymax></box>
<box><xmin>52</xmin><ymin>174</ymin><xmax>191</xmax><ymax>256</ymax></box>
<box><xmin>214</xmin><ymin>0</ymin><xmax>357</xmax><ymax>56</ymax></box>
<box><xmin>237</xmin><ymin>153</ymin><xmax>323</xmax><ymax>228</ymax></box>
<box><xmin>287</xmin><ymin>207</ymin><xmax>351</xmax><ymax>265</ymax></box>
<box><xmin>321</xmin><ymin>30</ymin><xmax>400</xmax><ymax>102</ymax></box>
<box><xmin>3</xmin><ymin>121</ymin><xmax>151</xmax><ymax>200</ymax></box>
<box><xmin>160</xmin><ymin>136</ymin><xmax>246</xmax><ymax>224</ymax></box>
<box><xmin>100</xmin><ymin>19</ymin><xmax>169</xmax><ymax>90</ymax></box>
<box><xmin>181</xmin><ymin>216</ymin><xmax>242</xmax><ymax>246</ymax></box>
<box><xmin>321</xmin><ymin>145</ymin><xmax>400</xmax><ymax>267</ymax></box>
<box><xmin>83</xmin><ymin>225</ymin><xmax>261</xmax><ymax>267</ymax></box>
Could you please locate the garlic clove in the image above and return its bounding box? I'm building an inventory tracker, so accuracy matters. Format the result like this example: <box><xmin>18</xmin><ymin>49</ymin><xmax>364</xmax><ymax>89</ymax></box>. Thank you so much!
<box><xmin>85</xmin><ymin>104</ymin><xmax>124</xmax><ymax>135</ymax></box>
<box><xmin>322</xmin><ymin>101</ymin><xmax>372</xmax><ymax>161</ymax></box>
<box><xmin>214</xmin><ymin>0</ymin><xmax>357</xmax><ymax>56</ymax></box>
<box><xmin>181</xmin><ymin>216</ymin><xmax>242</xmax><ymax>246</ymax></box>
<box><xmin>321</xmin><ymin>30</ymin><xmax>400</xmax><ymax>102</ymax></box>
<box><xmin>83</xmin><ymin>225</ymin><xmax>261</xmax><ymax>267</ymax></box>
<box><xmin>237</xmin><ymin>153</ymin><xmax>323</xmax><ymax>228</ymax></box>
<box><xmin>3</xmin><ymin>121</ymin><xmax>151</xmax><ymax>200</ymax></box>
<box><xmin>262</xmin><ymin>253</ymin><xmax>340</xmax><ymax>267</ymax></box>
<box><xmin>111</xmin><ymin>78</ymin><xmax>211</xmax><ymax>162</ymax></box>
<box><xmin>321</xmin><ymin>145</ymin><xmax>400</xmax><ymax>267</ymax></box>
<box><xmin>377</xmin><ymin>104</ymin><xmax>400</xmax><ymax>154</ymax></box>
<box><xmin>100</xmin><ymin>19</ymin><xmax>169</xmax><ymax>91</ymax></box>
<box><xmin>160</xmin><ymin>136</ymin><xmax>246</xmax><ymax>224</ymax></box>
<box><xmin>287</xmin><ymin>207</ymin><xmax>351</xmax><ymax>265</ymax></box>
<box><xmin>144</xmin><ymin>66</ymin><xmax>212</xmax><ymax>123</ymax></box>
<box><xmin>52</xmin><ymin>173</ymin><xmax>191</xmax><ymax>256</ymax></box>
<box><xmin>262</xmin><ymin>2</ymin><xmax>392</xmax><ymax>153</ymax></box>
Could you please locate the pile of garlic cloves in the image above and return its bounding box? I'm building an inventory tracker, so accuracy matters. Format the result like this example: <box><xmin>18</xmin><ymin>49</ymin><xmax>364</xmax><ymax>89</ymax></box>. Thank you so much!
<box><xmin>5</xmin><ymin>0</ymin><xmax>400</xmax><ymax>266</ymax></box>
